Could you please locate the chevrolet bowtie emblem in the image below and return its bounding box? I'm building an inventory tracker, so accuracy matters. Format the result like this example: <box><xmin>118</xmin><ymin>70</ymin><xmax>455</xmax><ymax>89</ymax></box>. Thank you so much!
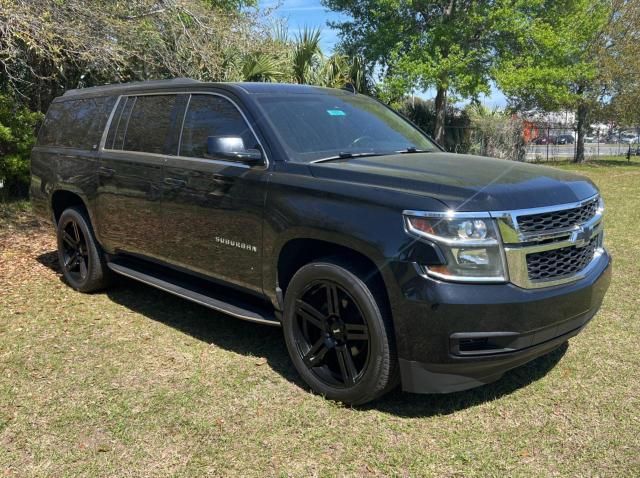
<box><xmin>571</xmin><ymin>224</ymin><xmax>592</xmax><ymax>247</ymax></box>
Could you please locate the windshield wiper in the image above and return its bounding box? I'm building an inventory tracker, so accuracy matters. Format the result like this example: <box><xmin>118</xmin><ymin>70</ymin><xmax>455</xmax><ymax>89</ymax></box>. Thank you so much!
<box><xmin>397</xmin><ymin>146</ymin><xmax>433</xmax><ymax>154</ymax></box>
<box><xmin>312</xmin><ymin>152</ymin><xmax>387</xmax><ymax>163</ymax></box>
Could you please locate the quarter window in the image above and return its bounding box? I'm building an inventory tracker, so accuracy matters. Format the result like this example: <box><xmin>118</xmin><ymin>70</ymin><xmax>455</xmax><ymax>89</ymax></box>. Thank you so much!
<box><xmin>39</xmin><ymin>96</ymin><xmax>116</xmax><ymax>150</ymax></box>
<box><xmin>179</xmin><ymin>94</ymin><xmax>258</xmax><ymax>159</ymax></box>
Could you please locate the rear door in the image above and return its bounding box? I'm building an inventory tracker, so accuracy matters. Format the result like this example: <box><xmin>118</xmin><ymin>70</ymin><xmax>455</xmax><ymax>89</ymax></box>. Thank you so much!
<box><xmin>96</xmin><ymin>93</ymin><xmax>184</xmax><ymax>259</ymax></box>
<box><xmin>161</xmin><ymin>92</ymin><xmax>269</xmax><ymax>294</ymax></box>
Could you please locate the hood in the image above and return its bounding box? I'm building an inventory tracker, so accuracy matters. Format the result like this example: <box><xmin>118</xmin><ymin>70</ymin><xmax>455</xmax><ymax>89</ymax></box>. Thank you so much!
<box><xmin>309</xmin><ymin>152</ymin><xmax>598</xmax><ymax>211</ymax></box>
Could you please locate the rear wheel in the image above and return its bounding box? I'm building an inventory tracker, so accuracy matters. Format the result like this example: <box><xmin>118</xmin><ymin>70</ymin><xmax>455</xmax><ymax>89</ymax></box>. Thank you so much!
<box><xmin>282</xmin><ymin>259</ymin><xmax>397</xmax><ymax>405</ymax></box>
<box><xmin>56</xmin><ymin>207</ymin><xmax>112</xmax><ymax>292</ymax></box>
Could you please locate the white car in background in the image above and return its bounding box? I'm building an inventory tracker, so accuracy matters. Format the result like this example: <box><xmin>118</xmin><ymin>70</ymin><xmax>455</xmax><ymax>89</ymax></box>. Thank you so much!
<box><xmin>620</xmin><ymin>133</ymin><xmax>639</xmax><ymax>144</ymax></box>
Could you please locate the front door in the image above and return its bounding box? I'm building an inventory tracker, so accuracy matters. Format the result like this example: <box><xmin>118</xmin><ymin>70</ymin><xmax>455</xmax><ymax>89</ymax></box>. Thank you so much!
<box><xmin>96</xmin><ymin>94</ymin><xmax>182</xmax><ymax>260</ymax></box>
<box><xmin>161</xmin><ymin>93</ymin><xmax>269</xmax><ymax>294</ymax></box>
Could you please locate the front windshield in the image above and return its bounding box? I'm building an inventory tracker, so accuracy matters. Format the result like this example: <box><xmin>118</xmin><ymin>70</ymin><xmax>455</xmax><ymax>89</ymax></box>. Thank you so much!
<box><xmin>255</xmin><ymin>91</ymin><xmax>437</xmax><ymax>162</ymax></box>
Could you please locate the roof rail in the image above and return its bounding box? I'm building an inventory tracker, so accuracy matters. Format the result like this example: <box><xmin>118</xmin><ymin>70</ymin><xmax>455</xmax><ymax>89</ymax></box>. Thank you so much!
<box><xmin>62</xmin><ymin>78</ymin><xmax>201</xmax><ymax>97</ymax></box>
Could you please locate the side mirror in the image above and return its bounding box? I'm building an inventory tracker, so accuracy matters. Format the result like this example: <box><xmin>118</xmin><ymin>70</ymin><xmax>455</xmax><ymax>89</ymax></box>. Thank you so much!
<box><xmin>207</xmin><ymin>136</ymin><xmax>263</xmax><ymax>164</ymax></box>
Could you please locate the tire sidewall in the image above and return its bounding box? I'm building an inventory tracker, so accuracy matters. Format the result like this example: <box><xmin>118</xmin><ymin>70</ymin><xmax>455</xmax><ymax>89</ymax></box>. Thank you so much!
<box><xmin>283</xmin><ymin>261</ymin><xmax>392</xmax><ymax>404</ymax></box>
<box><xmin>56</xmin><ymin>207</ymin><xmax>104</xmax><ymax>292</ymax></box>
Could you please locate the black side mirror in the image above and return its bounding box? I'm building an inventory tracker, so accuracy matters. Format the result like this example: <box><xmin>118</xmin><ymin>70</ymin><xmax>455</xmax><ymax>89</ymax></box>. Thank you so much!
<box><xmin>207</xmin><ymin>136</ymin><xmax>263</xmax><ymax>164</ymax></box>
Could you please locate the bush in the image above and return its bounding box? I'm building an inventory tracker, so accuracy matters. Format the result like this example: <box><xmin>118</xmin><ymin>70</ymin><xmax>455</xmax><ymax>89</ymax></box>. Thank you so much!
<box><xmin>0</xmin><ymin>94</ymin><xmax>43</xmax><ymax>199</ymax></box>
<box><xmin>398</xmin><ymin>97</ymin><xmax>471</xmax><ymax>152</ymax></box>
<box><xmin>466</xmin><ymin>105</ymin><xmax>527</xmax><ymax>161</ymax></box>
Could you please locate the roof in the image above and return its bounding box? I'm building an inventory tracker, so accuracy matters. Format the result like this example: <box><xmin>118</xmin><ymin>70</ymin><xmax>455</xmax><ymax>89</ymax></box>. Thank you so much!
<box><xmin>59</xmin><ymin>79</ymin><xmax>351</xmax><ymax>100</ymax></box>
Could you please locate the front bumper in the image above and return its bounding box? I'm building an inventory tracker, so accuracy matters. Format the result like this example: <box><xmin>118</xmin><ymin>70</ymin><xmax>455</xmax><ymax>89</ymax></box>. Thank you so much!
<box><xmin>390</xmin><ymin>250</ymin><xmax>611</xmax><ymax>394</ymax></box>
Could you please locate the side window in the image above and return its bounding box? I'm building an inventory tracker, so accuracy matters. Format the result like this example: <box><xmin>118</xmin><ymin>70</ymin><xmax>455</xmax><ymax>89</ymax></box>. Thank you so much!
<box><xmin>39</xmin><ymin>97</ymin><xmax>116</xmax><ymax>149</ymax></box>
<box><xmin>124</xmin><ymin>95</ymin><xmax>177</xmax><ymax>154</ymax></box>
<box><xmin>112</xmin><ymin>97</ymin><xmax>136</xmax><ymax>150</ymax></box>
<box><xmin>105</xmin><ymin>95</ymin><xmax>177</xmax><ymax>154</ymax></box>
<box><xmin>179</xmin><ymin>94</ymin><xmax>258</xmax><ymax>159</ymax></box>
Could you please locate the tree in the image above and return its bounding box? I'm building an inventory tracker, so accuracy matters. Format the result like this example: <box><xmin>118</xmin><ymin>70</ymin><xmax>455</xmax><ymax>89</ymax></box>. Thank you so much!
<box><xmin>323</xmin><ymin>0</ymin><xmax>498</xmax><ymax>144</ymax></box>
<box><xmin>494</xmin><ymin>0</ymin><xmax>613</xmax><ymax>162</ymax></box>
<box><xmin>0</xmin><ymin>92</ymin><xmax>42</xmax><ymax>198</ymax></box>
<box><xmin>598</xmin><ymin>0</ymin><xmax>640</xmax><ymax>126</ymax></box>
<box><xmin>267</xmin><ymin>26</ymin><xmax>373</xmax><ymax>92</ymax></box>
<box><xmin>0</xmin><ymin>0</ymin><xmax>287</xmax><ymax>112</ymax></box>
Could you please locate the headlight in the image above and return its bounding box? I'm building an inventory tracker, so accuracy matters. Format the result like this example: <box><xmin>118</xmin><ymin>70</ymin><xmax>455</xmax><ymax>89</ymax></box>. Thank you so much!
<box><xmin>404</xmin><ymin>211</ymin><xmax>507</xmax><ymax>282</ymax></box>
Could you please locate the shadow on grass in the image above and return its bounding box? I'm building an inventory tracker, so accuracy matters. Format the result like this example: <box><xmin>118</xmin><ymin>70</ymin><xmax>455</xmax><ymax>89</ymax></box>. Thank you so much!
<box><xmin>368</xmin><ymin>343</ymin><xmax>567</xmax><ymax>417</ymax></box>
<box><xmin>37</xmin><ymin>250</ymin><xmax>567</xmax><ymax>417</ymax></box>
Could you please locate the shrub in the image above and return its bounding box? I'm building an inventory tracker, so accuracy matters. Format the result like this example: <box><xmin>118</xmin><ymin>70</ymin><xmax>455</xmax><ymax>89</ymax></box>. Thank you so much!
<box><xmin>0</xmin><ymin>94</ymin><xmax>43</xmax><ymax>199</ymax></box>
<box><xmin>466</xmin><ymin>105</ymin><xmax>527</xmax><ymax>161</ymax></box>
<box><xmin>399</xmin><ymin>97</ymin><xmax>471</xmax><ymax>152</ymax></box>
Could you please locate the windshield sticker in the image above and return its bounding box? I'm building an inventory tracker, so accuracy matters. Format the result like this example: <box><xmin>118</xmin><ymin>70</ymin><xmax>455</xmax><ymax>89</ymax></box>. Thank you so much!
<box><xmin>327</xmin><ymin>109</ymin><xmax>346</xmax><ymax>116</ymax></box>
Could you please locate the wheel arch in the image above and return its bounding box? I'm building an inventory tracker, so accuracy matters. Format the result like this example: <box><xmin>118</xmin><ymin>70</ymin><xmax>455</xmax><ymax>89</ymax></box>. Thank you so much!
<box><xmin>50</xmin><ymin>188</ymin><xmax>94</xmax><ymax>226</ymax></box>
<box><xmin>274</xmin><ymin>235</ymin><xmax>398</xmax><ymax>320</ymax></box>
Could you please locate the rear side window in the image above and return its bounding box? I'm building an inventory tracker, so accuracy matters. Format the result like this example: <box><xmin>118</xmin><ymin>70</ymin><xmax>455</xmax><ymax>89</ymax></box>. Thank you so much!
<box><xmin>39</xmin><ymin>96</ymin><xmax>116</xmax><ymax>150</ymax></box>
<box><xmin>105</xmin><ymin>95</ymin><xmax>178</xmax><ymax>154</ymax></box>
<box><xmin>179</xmin><ymin>94</ymin><xmax>258</xmax><ymax>159</ymax></box>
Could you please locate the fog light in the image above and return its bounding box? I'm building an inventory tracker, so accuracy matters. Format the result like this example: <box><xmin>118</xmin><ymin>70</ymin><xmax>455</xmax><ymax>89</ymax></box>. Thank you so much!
<box><xmin>456</xmin><ymin>248</ymin><xmax>490</xmax><ymax>265</ymax></box>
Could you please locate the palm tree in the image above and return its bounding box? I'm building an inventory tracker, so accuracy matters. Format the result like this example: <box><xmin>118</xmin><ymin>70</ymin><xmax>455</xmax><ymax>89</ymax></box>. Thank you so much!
<box><xmin>241</xmin><ymin>53</ymin><xmax>284</xmax><ymax>82</ymax></box>
<box><xmin>292</xmin><ymin>27</ymin><xmax>323</xmax><ymax>84</ymax></box>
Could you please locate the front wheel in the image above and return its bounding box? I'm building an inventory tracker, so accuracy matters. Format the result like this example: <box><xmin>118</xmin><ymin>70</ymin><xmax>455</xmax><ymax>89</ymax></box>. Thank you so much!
<box><xmin>282</xmin><ymin>259</ymin><xmax>398</xmax><ymax>405</ymax></box>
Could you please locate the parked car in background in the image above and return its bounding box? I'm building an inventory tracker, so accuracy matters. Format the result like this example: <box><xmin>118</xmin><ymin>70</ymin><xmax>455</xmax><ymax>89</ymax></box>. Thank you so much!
<box><xmin>534</xmin><ymin>135</ymin><xmax>557</xmax><ymax>145</ymax></box>
<box><xmin>620</xmin><ymin>133</ymin><xmax>639</xmax><ymax>144</ymax></box>
<box><xmin>556</xmin><ymin>134</ymin><xmax>575</xmax><ymax>145</ymax></box>
<box><xmin>31</xmin><ymin>79</ymin><xmax>612</xmax><ymax>405</ymax></box>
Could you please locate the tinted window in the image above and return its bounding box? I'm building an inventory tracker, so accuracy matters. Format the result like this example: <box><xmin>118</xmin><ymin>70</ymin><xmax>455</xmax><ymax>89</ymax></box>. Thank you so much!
<box><xmin>256</xmin><ymin>93</ymin><xmax>436</xmax><ymax>162</ymax></box>
<box><xmin>39</xmin><ymin>97</ymin><xmax>116</xmax><ymax>149</ymax></box>
<box><xmin>110</xmin><ymin>97</ymin><xmax>136</xmax><ymax>151</ymax></box>
<box><xmin>122</xmin><ymin>95</ymin><xmax>177</xmax><ymax>154</ymax></box>
<box><xmin>179</xmin><ymin>94</ymin><xmax>258</xmax><ymax>159</ymax></box>
<box><xmin>105</xmin><ymin>97</ymin><xmax>127</xmax><ymax>149</ymax></box>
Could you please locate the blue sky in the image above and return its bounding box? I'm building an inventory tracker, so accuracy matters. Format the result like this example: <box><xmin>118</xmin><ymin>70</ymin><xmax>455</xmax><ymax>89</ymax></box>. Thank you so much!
<box><xmin>259</xmin><ymin>0</ymin><xmax>506</xmax><ymax>107</ymax></box>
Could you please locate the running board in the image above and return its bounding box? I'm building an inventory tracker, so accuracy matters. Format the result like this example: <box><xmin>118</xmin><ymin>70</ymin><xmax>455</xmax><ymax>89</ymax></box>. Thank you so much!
<box><xmin>107</xmin><ymin>261</ymin><xmax>280</xmax><ymax>326</ymax></box>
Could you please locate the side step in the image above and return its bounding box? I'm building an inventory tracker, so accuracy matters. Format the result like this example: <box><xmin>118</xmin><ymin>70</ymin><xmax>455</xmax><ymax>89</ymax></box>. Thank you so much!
<box><xmin>107</xmin><ymin>260</ymin><xmax>280</xmax><ymax>327</ymax></box>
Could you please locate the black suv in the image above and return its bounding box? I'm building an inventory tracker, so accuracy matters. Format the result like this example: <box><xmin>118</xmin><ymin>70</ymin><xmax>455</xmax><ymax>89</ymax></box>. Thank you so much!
<box><xmin>30</xmin><ymin>79</ymin><xmax>611</xmax><ymax>404</ymax></box>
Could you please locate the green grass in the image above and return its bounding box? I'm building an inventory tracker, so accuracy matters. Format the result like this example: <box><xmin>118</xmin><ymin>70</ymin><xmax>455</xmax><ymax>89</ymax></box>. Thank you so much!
<box><xmin>1</xmin><ymin>158</ymin><xmax>639</xmax><ymax>477</ymax></box>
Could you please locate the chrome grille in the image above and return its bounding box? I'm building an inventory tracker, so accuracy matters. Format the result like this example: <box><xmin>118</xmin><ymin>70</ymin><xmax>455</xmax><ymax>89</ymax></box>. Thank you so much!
<box><xmin>496</xmin><ymin>194</ymin><xmax>605</xmax><ymax>289</ymax></box>
<box><xmin>516</xmin><ymin>198</ymin><xmax>598</xmax><ymax>234</ymax></box>
<box><xmin>526</xmin><ymin>235</ymin><xmax>599</xmax><ymax>281</ymax></box>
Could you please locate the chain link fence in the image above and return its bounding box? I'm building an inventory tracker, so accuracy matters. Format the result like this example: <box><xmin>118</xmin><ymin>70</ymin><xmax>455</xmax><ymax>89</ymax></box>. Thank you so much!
<box><xmin>440</xmin><ymin>124</ymin><xmax>640</xmax><ymax>162</ymax></box>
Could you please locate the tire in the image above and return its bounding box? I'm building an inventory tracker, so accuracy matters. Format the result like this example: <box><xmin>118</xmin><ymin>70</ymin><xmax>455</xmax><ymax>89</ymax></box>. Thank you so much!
<box><xmin>56</xmin><ymin>206</ymin><xmax>112</xmax><ymax>293</ymax></box>
<box><xmin>282</xmin><ymin>258</ymin><xmax>398</xmax><ymax>405</ymax></box>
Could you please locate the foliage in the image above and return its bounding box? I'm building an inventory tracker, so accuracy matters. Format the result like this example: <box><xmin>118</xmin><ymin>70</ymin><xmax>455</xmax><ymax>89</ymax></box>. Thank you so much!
<box><xmin>494</xmin><ymin>0</ymin><xmax>614</xmax><ymax>162</ymax></box>
<box><xmin>240</xmin><ymin>52</ymin><xmax>285</xmax><ymax>82</ymax></box>
<box><xmin>598</xmin><ymin>0</ymin><xmax>640</xmax><ymax>126</ymax></box>
<box><xmin>465</xmin><ymin>104</ymin><xmax>526</xmax><ymax>161</ymax></box>
<box><xmin>0</xmin><ymin>0</ymin><xmax>288</xmax><ymax>112</ymax></box>
<box><xmin>268</xmin><ymin>26</ymin><xmax>373</xmax><ymax>93</ymax></box>
<box><xmin>0</xmin><ymin>93</ymin><xmax>42</xmax><ymax>199</ymax></box>
<box><xmin>399</xmin><ymin>97</ymin><xmax>470</xmax><ymax>152</ymax></box>
<box><xmin>322</xmin><ymin>0</ymin><xmax>498</xmax><ymax>143</ymax></box>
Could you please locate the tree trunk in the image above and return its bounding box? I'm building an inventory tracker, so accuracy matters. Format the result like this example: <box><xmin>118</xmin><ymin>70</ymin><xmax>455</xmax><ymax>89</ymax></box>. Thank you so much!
<box><xmin>575</xmin><ymin>103</ymin><xmax>588</xmax><ymax>163</ymax></box>
<box><xmin>434</xmin><ymin>85</ymin><xmax>447</xmax><ymax>146</ymax></box>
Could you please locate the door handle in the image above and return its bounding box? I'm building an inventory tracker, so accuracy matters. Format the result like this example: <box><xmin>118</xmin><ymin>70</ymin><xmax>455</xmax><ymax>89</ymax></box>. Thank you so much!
<box><xmin>98</xmin><ymin>166</ymin><xmax>115</xmax><ymax>178</ymax></box>
<box><xmin>164</xmin><ymin>177</ymin><xmax>187</xmax><ymax>188</ymax></box>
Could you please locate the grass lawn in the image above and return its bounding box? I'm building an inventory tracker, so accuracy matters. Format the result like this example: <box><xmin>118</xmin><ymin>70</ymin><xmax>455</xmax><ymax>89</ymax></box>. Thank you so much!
<box><xmin>1</xmin><ymin>158</ymin><xmax>639</xmax><ymax>477</ymax></box>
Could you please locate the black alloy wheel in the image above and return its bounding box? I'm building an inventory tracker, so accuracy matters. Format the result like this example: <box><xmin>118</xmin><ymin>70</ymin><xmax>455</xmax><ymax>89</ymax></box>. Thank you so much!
<box><xmin>56</xmin><ymin>207</ymin><xmax>112</xmax><ymax>292</ymax></box>
<box><xmin>60</xmin><ymin>216</ymin><xmax>90</xmax><ymax>283</ymax></box>
<box><xmin>283</xmin><ymin>259</ymin><xmax>398</xmax><ymax>405</ymax></box>
<box><xmin>294</xmin><ymin>280</ymin><xmax>371</xmax><ymax>388</ymax></box>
